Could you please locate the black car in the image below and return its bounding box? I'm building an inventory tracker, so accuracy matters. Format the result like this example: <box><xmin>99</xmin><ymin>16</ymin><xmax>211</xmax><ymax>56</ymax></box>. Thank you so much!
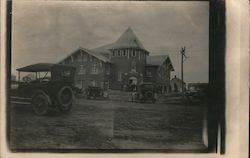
<box><xmin>11</xmin><ymin>63</ymin><xmax>76</xmax><ymax>115</ymax></box>
<box><xmin>132</xmin><ymin>83</ymin><xmax>157</xmax><ymax>103</ymax></box>
<box><xmin>85</xmin><ymin>86</ymin><xmax>104</xmax><ymax>99</ymax></box>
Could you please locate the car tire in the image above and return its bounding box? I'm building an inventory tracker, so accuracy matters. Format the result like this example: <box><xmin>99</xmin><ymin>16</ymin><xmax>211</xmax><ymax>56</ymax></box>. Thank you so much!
<box><xmin>57</xmin><ymin>86</ymin><xmax>73</xmax><ymax>113</ymax></box>
<box><xmin>32</xmin><ymin>94</ymin><xmax>49</xmax><ymax>116</ymax></box>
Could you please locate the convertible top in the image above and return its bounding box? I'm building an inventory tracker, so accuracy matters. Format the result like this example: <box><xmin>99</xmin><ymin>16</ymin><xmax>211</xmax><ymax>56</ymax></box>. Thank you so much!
<box><xmin>17</xmin><ymin>63</ymin><xmax>75</xmax><ymax>72</ymax></box>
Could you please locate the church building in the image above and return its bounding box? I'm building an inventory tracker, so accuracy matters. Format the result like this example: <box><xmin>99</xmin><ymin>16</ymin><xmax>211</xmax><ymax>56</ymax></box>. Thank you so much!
<box><xmin>59</xmin><ymin>27</ymin><xmax>174</xmax><ymax>93</ymax></box>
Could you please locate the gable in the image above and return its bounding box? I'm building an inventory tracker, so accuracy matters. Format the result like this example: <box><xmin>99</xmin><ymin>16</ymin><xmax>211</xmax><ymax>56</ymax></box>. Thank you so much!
<box><xmin>59</xmin><ymin>47</ymin><xmax>111</xmax><ymax>64</ymax></box>
<box><xmin>146</xmin><ymin>55</ymin><xmax>174</xmax><ymax>71</ymax></box>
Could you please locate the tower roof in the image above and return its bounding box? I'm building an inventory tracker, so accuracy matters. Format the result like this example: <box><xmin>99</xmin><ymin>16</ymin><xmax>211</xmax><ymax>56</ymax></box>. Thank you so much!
<box><xmin>111</xmin><ymin>27</ymin><xmax>145</xmax><ymax>50</ymax></box>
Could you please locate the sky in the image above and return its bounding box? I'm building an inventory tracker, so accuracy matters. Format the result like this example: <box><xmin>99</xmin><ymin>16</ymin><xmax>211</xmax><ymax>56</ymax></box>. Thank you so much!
<box><xmin>12</xmin><ymin>1</ymin><xmax>209</xmax><ymax>83</ymax></box>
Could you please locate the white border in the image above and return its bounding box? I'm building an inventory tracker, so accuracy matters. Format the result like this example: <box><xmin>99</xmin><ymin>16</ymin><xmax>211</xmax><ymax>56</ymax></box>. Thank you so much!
<box><xmin>1</xmin><ymin>0</ymin><xmax>249</xmax><ymax>157</ymax></box>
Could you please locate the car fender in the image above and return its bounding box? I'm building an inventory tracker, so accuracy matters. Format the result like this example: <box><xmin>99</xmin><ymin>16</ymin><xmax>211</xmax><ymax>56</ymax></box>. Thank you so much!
<box><xmin>31</xmin><ymin>90</ymin><xmax>52</xmax><ymax>105</ymax></box>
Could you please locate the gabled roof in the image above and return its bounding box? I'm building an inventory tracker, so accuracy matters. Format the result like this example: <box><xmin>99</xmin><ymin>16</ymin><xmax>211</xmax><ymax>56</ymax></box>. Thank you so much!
<box><xmin>91</xmin><ymin>27</ymin><xmax>149</xmax><ymax>55</ymax></box>
<box><xmin>171</xmin><ymin>76</ymin><xmax>185</xmax><ymax>84</ymax></box>
<box><xmin>146</xmin><ymin>55</ymin><xmax>174</xmax><ymax>71</ymax></box>
<box><xmin>111</xmin><ymin>27</ymin><xmax>145</xmax><ymax>50</ymax></box>
<box><xmin>80</xmin><ymin>47</ymin><xmax>111</xmax><ymax>63</ymax></box>
<box><xmin>59</xmin><ymin>47</ymin><xmax>111</xmax><ymax>64</ymax></box>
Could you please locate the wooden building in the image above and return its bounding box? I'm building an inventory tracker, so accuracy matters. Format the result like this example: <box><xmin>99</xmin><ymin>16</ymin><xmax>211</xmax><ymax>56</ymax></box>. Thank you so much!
<box><xmin>59</xmin><ymin>27</ymin><xmax>174</xmax><ymax>92</ymax></box>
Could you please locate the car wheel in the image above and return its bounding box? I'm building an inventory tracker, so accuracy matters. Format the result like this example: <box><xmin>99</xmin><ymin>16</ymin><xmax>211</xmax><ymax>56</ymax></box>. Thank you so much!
<box><xmin>57</xmin><ymin>86</ymin><xmax>73</xmax><ymax>113</ymax></box>
<box><xmin>32</xmin><ymin>94</ymin><xmax>49</xmax><ymax>116</ymax></box>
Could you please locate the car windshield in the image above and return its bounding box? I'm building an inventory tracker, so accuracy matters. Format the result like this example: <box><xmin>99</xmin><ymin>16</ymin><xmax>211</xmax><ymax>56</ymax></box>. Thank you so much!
<box><xmin>18</xmin><ymin>71</ymin><xmax>52</xmax><ymax>83</ymax></box>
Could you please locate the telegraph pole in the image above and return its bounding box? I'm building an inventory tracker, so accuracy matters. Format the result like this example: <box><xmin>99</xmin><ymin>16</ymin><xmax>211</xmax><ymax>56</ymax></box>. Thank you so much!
<box><xmin>180</xmin><ymin>47</ymin><xmax>186</xmax><ymax>95</ymax></box>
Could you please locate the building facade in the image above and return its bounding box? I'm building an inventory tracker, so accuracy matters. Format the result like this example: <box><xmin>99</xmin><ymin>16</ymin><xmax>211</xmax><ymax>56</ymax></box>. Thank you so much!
<box><xmin>59</xmin><ymin>27</ymin><xmax>174</xmax><ymax>93</ymax></box>
<box><xmin>170</xmin><ymin>75</ymin><xmax>186</xmax><ymax>92</ymax></box>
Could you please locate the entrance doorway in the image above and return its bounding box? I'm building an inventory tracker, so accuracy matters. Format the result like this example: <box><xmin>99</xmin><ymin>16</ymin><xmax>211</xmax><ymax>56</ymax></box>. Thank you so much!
<box><xmin>128</xmin><ymin>76</ymin><xmax>138</xmax><ymax>91</ymax></box>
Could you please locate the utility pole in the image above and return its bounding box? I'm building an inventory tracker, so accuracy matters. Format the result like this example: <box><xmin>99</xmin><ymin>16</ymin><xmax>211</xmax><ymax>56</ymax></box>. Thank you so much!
<box><xmin>180</xmin><ymin>47</ymin><xmax>186</xmax><ymax>95</ymax></box>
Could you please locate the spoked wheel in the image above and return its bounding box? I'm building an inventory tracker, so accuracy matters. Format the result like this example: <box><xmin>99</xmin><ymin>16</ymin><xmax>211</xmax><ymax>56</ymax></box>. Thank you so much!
<box><xmin>57</xmin><ymin>86</ymin><xmax>73</xmax><ymax>113</ymax></box>
<box><xmin>32</xmin><ymin>94</ymin><xmax>49</xmax><ymax>116</ymax></box>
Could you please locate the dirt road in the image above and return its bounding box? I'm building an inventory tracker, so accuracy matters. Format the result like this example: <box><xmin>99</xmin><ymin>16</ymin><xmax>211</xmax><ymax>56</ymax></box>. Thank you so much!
<box><xmin>10</xmin><ymin>99</ymin><xmax>206</xmax><ymax>151</ymax></box>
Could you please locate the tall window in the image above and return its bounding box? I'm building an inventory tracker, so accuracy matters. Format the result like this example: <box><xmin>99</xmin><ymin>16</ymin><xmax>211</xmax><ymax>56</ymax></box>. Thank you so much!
<box><xmin>123</xmin><ymin>50</ymin><xmax>127</xmax><ymax>56</ymax></box>
<box><xmin>127</xmin><ymin>49</ymin><xmax>130</xmax><ymax>58</ymax></box>
<box><xmin>131</xmin><ymin>60</ymin><xmax>136</xmax><ymax>72</ymax></box>
<box><xmin>117</xmin><ymin>71</ymin><xmax>122</xmax><ymax>81</ymax></box>
<box><xmin>91</xmin><ymin>63</ymin><xmax>99</xmax><ymax>74</ymax></box>
<box><xmin>132</xmin><ymin>50</ymin><xmax>136</xmax><ymax>57</ymax></box>
<box><xmin>89</xmin><ymin>55</ymin><xmax>93</xmax><ymax>62</ymax></box>
<box><xmin>78</xmin><ymin>65</ymin><xmax>86</xmax><ymax>75</ymax></box>
<box><xmin>113</xmin><ymin>51</ymin><xmax>115</xmax><ymax>57</ymax></box>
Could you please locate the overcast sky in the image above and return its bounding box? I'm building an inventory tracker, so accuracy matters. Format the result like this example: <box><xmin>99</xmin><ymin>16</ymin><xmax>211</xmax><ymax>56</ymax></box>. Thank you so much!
<box><xmin>12</xmin><ymin>1</ymin><xmax>209</xmax><ymax>83</ymax></box>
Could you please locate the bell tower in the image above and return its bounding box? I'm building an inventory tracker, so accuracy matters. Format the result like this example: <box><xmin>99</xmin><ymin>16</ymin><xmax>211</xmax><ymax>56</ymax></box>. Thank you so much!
<box><xmin>109</xmin><ymin>27</ymin><xmax>149</xmax><ymax>90</ymax></box>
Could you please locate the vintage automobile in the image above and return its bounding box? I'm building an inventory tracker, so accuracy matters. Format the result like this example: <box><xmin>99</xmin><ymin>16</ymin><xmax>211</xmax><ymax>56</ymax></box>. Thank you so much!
<box><xmin>11</xmin><ymin>63</ymin><xmax>76</xmax><ymax>115</ymax></box>
<box><xmin>85</xmin><ymin>86</ymin><xmax>104</xmax><ymax>99</ymax></box>
<box><xmin>132</xmin><ymin>83</ymin><xmax>157</xmax><ymax>103</ymax></box>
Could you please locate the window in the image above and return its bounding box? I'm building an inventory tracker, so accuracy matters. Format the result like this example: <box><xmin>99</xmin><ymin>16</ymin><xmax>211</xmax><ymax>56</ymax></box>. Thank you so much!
<box><xmin>131</xmin><ymin>60</ymin><xmax>136</xmax><ymax>72</ymax></box>
<box><xmin>118</xmin><ymin>50</ymin><xmax>121</xmax><ymax>56</ymax></box>
<box><xmin>89</xmin><ymin>55</ymin><xmax>93</xmax><ymax>62</ymax></box>
<box><xmin>117</xmin><ymin>71</ymin><xmax>122</xmax><ymax>81</ymax></box>
<box><xmin>123</xmin><ymin>51</ymin><xmax>126</xmax><ymax>56</ymax></box>
<box><xmin>132</xmin><ymin>50</ymin><xmax>136</xmax><ymax>57</ymax></box>
<box><xmin>113</xmin><ymin>51</ymin><xmax>115</xmax><ymax>57</ymax></box>
<box><xmin>78</xmin><ymin>65</ymin><xmax>86</xmax><ymax>75</ymax></box>
<box><xmin>91</xmin><ymin>63</ymin><xmax>99</xmax><ymax>74</ymax></box>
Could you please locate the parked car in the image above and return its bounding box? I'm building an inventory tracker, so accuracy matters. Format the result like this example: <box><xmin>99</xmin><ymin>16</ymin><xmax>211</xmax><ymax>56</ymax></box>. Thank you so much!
<box><xmin>132</xmin><ymin>83</ymin><xmax>157</xmax><ymax>103</ymax></box>
<box><xmin>85</xmin><ymin>86</ymin><xmax>104</xmax><ymax>99</ymax></box>
<box><xmin>11</xmin><ymin>63</ymin><xmax>76</xmax><ymax>115</ymax></box>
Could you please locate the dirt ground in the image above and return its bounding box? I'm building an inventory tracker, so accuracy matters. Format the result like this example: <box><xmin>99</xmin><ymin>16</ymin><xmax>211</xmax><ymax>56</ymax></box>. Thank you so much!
<box><xmin>9</xmin><ymin>99</ymin><xmax>206</xmax><ymax>151</ymax></box>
